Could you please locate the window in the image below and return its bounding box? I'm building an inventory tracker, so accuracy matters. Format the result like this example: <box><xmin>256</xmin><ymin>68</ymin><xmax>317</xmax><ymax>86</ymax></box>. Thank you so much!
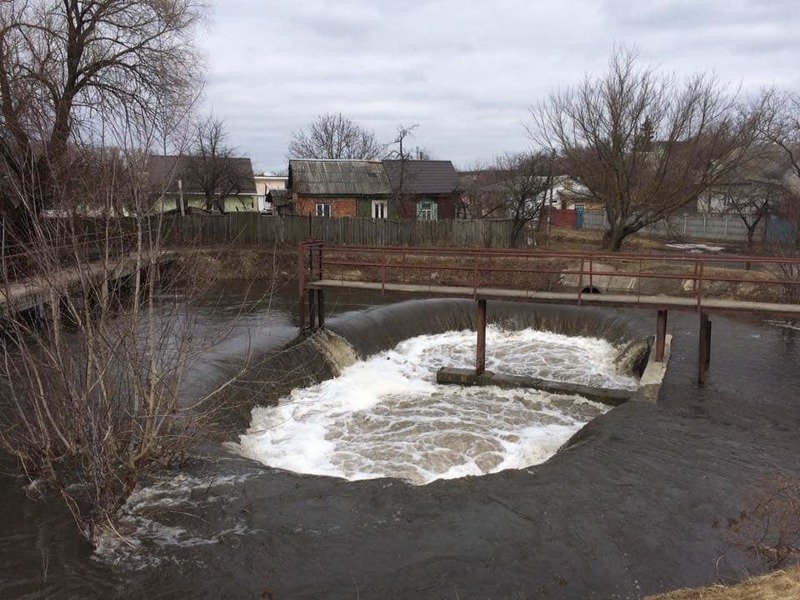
<box><xmin>416</xmin><ymin>200</ymin><xmax>437</xmax><ymax>221</ymax></box>
<box><xmin>315</xmin><ymin>203</ymin><xmax>330</xmax><ymax>217</ymax></box>
<box><xmin>371</xmin><ymin>200</ymin><xmax>387</xmax><ymax>219</ymax></box>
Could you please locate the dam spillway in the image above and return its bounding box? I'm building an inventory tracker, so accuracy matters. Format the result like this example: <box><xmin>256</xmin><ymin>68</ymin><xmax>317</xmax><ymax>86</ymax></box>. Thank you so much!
<box><xmin>232</xmin><ymin>301</ymin><xmax>645</xmax><ymax>485</ymax></box>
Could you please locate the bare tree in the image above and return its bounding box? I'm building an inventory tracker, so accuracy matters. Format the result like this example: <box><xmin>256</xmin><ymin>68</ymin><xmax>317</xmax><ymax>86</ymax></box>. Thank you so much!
<box><xmin>287</xmin><ymin>112</ymin><xmax>384</xmax><ymax>160</ymax></box>
<box><xmin>761</xmin><ymin>91</ymin><xmax>800</xmax><ymax>182</ymax></box>
<box><xmin>745</xmin><ymin>90</ymin><xmax>800</xmax><ymax>293</ymax></box>
<box><xmin>384</xmin><ymin>123</ymin><xmax>419</xmax><ymax>212</ymax></box>
<box><xmin>529</xmin><ymin>46</ymin><xmax>760</xmax><ymax>250</ymax></box>
<box><xmin>0</xmin><ymin>141</ymin><xmax>262</xmax><ymax>546</ymax></box>
<box><xmin>473</xmin><ymin>152</ymin><xmax>556</xmax><ymax>246</ymax></box>
<box><xmin>0</xmin><ymin>0</ymin><xmax>204</xmax><ymax>217</ymax></box>
<box><xmin>0</xmin><ymin>0</ymin><xmax>252</xmax><ymax>548</ymax></box>
<box><xmin>704</xmin><ymin>145</ymin><xmax>789</xmax><ymax>248</ymax></box>
<box><xmin>183</xmin><ymin>116</ymin><xmax>253</xmax><ymax>214</ymax></box>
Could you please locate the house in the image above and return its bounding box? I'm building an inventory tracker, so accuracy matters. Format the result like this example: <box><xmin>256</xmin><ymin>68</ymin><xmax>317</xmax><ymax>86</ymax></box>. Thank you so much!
<box><xmin>696</xmin><ymin>147</ymin><xmax>798</xmax><ymax>215</ymax></box>
<box><xmin>545</xmin><ymin>177</ymin><xmax>596</xmax><ymax>210</ymax></box>
<box><xmin>147</xmin><ymin>154</ymin><xmax>257</xmax><ymax>213</ymax></box>
<box><xmin>382</xmin><ymin>160</ymin><xmax>459</xmax><ymax>220</ymax></box>
<box><xmin>458</xmin><ymin>171</ymin><xmax>594</xmax><ymax>219</ymax></box>
<box><xmin>288</xmin><ymin>159</ymin><xmax>393</xmax><ymax>218</ymax></box>
<box><xmin>254</xmin><ymin>173</ymin><xmax>289</xmax><ymax>214</ymax></box>
<box><xmin>287</xmin><ymin>159</ymin><xmax>461</xmax><ymax>220</ymax></box>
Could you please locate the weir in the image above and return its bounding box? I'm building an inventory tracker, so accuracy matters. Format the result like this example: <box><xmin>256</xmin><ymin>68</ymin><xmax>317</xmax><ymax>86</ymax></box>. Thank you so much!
<box><xmin>235</xmin><ymin>301</ymin><xmax>647</xmax><ymax>485</ymax></box>
<box><xmin>298</xmin><ymin>241</ymin><xmax>800</xmax><ymax>385</ymax></box>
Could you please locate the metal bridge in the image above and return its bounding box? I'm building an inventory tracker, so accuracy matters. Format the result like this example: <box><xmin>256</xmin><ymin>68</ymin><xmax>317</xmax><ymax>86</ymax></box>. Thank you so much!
<box><xmin>298</xmin><ymin>241</ymin><xmax>800</xmax><ymax>385</ymax></box>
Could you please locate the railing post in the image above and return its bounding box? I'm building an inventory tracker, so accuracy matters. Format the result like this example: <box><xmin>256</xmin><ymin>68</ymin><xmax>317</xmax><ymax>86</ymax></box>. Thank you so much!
<box><xmin>316</xmin><ymin>242</ymin><xmax>324</xmax><ymax>281</ymax></box>
<box><xmin>476</xmin><ymin>298</ymin><xmax>487</xmax><ymax>375</ymax></box>
<box><xmin>381</xmin><ymin>252</ymin><xmax>386</xmax><ymax>295</ymax></box>
<box><xmin>472</xmin><ymin>255</ymin><xmax>478</xmax><ymax>299</ymax></box>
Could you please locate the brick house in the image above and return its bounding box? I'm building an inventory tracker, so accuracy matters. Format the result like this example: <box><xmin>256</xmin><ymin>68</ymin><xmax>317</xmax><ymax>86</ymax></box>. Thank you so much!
<box><xmin>288</xmin><ymin>159</ymin><xmax>392</xmax><ymax>218</ymax></box>
<box><xmin>287</xmin><ymin>158</ymin><xmax>460</xmax><ymax>220</ymax></box>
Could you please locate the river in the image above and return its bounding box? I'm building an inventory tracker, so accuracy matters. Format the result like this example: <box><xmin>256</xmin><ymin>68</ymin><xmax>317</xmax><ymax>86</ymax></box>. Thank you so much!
<box><xmin>1</xmin><ymin>284</ymin><xmax>799</xmax><ymax>599</ymax></box>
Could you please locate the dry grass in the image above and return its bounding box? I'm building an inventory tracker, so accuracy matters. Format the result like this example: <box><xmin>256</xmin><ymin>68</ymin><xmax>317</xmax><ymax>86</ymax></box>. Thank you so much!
<box><xmin>644</xmin><ymin>567</ymin><xmax>800</xmax><ymax>600</ymax></box>
<box><xmin>543</xmin><ymin>227</ymin><xmax>673</xmax><ymax>252</ymax></box>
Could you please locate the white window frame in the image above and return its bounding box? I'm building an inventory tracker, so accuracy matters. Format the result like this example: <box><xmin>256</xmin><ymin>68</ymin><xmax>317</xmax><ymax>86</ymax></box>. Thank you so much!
<box><xmin>315</xmin><ymin>203</ymin><xmax>330</xmax><ymax>217</ymax></box>
<box><xmin>371</xmin><ymin>200</ymin><xmax>387</xmax><ymax>219</ymax></box>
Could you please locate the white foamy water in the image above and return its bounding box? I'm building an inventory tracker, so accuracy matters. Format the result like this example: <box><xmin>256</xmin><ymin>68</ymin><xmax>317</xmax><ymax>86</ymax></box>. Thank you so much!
<box><xmin>234</xmin><ymin>327</ymin><xmax>637</xmax><ymax>485</ymax></box>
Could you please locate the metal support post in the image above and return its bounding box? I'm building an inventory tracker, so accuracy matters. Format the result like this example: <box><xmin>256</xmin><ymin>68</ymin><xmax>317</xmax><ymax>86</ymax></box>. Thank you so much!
<box><xmin>476</xmin><ymin>298</ymin><xmax>487</xmax><ymax>375</ymax></box>
<box><xmin>297</xmin><ymin>241</ymin><xmax>306</xmax><ymax>332</ymax></box>
<box><xmin>698</xmin><ymin>312</ymin><xmax>711</xmax><ymax>385</ymax></box>
<box><xmin>317</xmin><ymin>289</ymin><xmax>325</xmax><ymax>329</ymax></box>
<box><xmin>655</xmin><ymin>309</ymin><xmax>668</xmax><ymax>362</ymax></box>
<box><xmin>308</xmin><ymin>290</ymin><xmax>317</xmax><ymax>331</ymax></box>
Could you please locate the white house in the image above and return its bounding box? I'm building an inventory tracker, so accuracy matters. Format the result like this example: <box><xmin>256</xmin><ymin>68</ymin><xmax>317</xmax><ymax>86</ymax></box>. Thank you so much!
<box><xmin>254</xmin><ymin>174</ymin><xmax>289</xmax><ymax>214</ymax></box>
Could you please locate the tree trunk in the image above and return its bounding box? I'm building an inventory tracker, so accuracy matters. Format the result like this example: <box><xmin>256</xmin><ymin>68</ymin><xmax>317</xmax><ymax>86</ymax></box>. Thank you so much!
<box><xmin>602</xmin><ymin>223</ymin><xmax>628</xmax><ymax>251</ymax></box>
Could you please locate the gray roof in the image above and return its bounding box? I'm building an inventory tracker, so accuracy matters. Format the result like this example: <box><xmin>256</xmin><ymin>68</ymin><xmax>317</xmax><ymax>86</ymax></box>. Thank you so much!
<box><xmin>289</xmin><ymin>160</ymin><xmax>391</xmax><ymax>196</ymax></box>
<box><xmin>147</xmin><ymin>155</ymin><xmax>257</xmax><ymax>195</ymax></box>
<box><xmin>382</xmin><ymin>160</ymin><xmax>458</xmax><ymax>195</ymax></box>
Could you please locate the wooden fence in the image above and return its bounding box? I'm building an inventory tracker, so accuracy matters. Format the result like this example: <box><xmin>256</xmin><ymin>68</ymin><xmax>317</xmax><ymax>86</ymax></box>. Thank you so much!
<box><xmin>159</xmin><ymin>214</ymin><xmax>521</xmax><ymax>248</ymax></box>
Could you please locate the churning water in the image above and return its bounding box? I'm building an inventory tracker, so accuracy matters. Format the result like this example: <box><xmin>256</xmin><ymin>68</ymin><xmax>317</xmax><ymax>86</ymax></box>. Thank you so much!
<box><xmin>234</xmin><ymin>326</ymin><xmax>637</xmax><ymax>485</ymax></box>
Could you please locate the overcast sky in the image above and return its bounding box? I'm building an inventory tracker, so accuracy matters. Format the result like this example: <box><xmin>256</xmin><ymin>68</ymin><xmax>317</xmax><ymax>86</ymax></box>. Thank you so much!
<box><xmin>198</xmin><ymin>0</ymin><xmax>800</xmax><ymax>174</ymax></box>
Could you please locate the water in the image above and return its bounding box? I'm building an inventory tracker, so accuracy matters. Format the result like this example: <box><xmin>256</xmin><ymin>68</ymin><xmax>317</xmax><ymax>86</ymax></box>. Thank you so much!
<box><xmin>234</xmin><ymin>326</ymin><xmax>635</xmax><ymax>485</ymax></box>
<box><xmin>3</xmin><ymin>289</ymin><xmax>800</xmax><ymax>599</ymax></box>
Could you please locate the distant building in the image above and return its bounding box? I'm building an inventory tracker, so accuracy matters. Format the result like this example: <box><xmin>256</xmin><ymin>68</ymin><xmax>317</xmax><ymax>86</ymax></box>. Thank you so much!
<box><xmin>147</xmin><ymin>154</ymin><xmax>257</xmax><ymax>213</ymax></box>
<box><xmin>382</xmin><ymin>160</ymin><xmax>459</xmax><ymax>220</ymax></box>
<box><xmin>287</xmin><ymin>159</ymin><xmax>460</xmax><ymax>220</ymax></box>
<box><xmin>254</xmin><ymin>174</ymin><xmax>289</xmax><ymax>214</ymax></box>
<box><xmin>288</xmin><ymin>159</ymin><xmax>391</xmax><ymax>218</ymax></box>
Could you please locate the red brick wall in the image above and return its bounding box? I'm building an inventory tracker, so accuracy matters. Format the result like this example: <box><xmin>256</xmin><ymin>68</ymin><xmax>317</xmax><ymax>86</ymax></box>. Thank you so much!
<box><xmin>294</xmin><ymin>196</ymin><xmax>357</xmax><ymax>217</ymax></box>
<box><xmin>548</xmin><ymin>208</ymin><xmax>577</xmax><ymax>228</ymax></box>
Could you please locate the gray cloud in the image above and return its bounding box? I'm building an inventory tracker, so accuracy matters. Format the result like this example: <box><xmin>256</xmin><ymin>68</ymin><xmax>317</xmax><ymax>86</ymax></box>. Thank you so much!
<box><xmin>200</xmin><ymin>0</ymin><xmax>800</xmax><ymax>173</ymax></box>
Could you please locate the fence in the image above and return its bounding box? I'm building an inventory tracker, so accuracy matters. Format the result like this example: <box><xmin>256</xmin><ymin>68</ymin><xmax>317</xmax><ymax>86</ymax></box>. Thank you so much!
<box><xmin>159</xmin><ymin>214</ymin><xmax>521</xmax><ymax>248</ymax></box>
<box><xmin>20</xmin><ymin>211</ymin><xmax>789</xmax><ymax>256</ymax></box>
<box><xmin>579</xmin><ymin>209</ymin><xmax>776</xmax><ymax>243</ymax></box>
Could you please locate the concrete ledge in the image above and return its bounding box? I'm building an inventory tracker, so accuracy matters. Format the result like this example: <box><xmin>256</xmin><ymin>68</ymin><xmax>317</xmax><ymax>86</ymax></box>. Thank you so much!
<box><xmin>436</xmin><ymin>334</ymin><xmax>672</xmax><ymax>406</ymax></box>
<box><xmin>436</xmin><ymin>367</ymin><xmax>633</xmax><ymax>406</ymax></box>
<box><xmin>631</xmin><ymin>334</ymin><xmax>672</xmax><ymax>403</ymax></box>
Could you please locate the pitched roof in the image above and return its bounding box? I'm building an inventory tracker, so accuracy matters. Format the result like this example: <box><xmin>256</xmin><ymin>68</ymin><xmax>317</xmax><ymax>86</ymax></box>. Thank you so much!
<box><xmin>147</xmin><ymin>155</ymin><xmax>257</xmax><ymax>195</ymax></box>
<box><xmin>288</xmin><ymin>159</ymin><xmax>391</xmax><ymax>196</ymax></box>
<box><xmin>382</xmin><ymin>160</ymin><xmax>458</xmax><ymax>195</ymax></box>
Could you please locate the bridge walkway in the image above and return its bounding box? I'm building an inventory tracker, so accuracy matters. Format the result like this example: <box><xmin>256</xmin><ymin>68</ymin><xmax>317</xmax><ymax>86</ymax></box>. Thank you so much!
<box><xmin>298</xmin><ymin>242</ymin><xmax>800</xmax><ymax>386</ymax></box>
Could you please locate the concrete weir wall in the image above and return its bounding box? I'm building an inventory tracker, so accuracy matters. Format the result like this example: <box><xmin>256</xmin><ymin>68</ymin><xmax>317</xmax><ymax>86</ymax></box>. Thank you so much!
<box><xmin>436</xmin><ymin>334</ymin><xmax>673</xmax><ymax>406</ymax></box>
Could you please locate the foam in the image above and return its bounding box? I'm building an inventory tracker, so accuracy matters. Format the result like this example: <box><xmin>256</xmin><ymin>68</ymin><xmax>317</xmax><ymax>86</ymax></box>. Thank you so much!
<box><xmin>234</xmin><ymin>328</ymin><xmax>634</xmax><ymax>485</ymax></box>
